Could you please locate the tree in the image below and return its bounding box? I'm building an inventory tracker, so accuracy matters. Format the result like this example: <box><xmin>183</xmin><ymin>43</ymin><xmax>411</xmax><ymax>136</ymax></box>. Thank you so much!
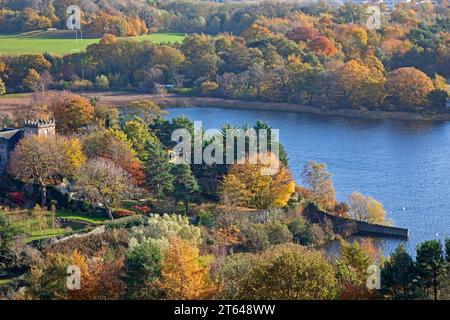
<box><xmin>83</xmin><ymin>128</ymin><xmax>137</xmax><ymax>170</ymax></box>
<box><xmin>160</xmin><ymin>237</ymin><xmax>216</xmax><ymax>300</ymax></box>
<box><xmin>416</xmin><ymin>240</ymin><xmax>445</xmax><ymax>300</ymax></box>
<box><xmin>22</xmin><ymin>68</ymin><xmax>40</xmax><ymax>92</ymax></box>
<box><xmin>144</xmin><ymin>141</ymin><xmax>174</xmax><ymax>201</ymax></box>
<box><xmin>348</xmin><ymin>192</ymin><xmax>387</xmax><ymax>225</ymax></box>
<box><xmin>427</xmin><ymin>89</ymin><xmax>449</xmax><ymax>112</ymax></box>
<box><xmin>49</xmin><ymin>92</ymin><xmax>94</xmax><ymax>133</ymax></box>
<box><xmin>74</xmin><ymin>158</ymin><xmax>138</xmax><ymax>220</ymax></box>
<box><xmin>335</xmin><ymin>240</ymin><xmax>374</xmax><ymax>299</ymax></box>
<box><xmin>171</xmin><ymin>164</ymin><xmax>200</xmax><ymax>215</ymax></box>
<box><xmin>124</xmin><ymin>242</ymin><xmax>162</xmax><ymax>299</ymax></box>
<box><xmin>219</xmin><ymin>153</ymin><xmax>295</xmax><ymax>209</ymax></box>
<box><xmin>0</xmin><ymin>213</ymin><xmax>18</xmax><ymax>272</ymax></box>
<box><xmin>8</xmin><ymin>135</ymin><xmax>83</xmax><ymax>207</ymax></box>
<box><xmin>94</xmin><ymin>74</ymin><xmax>109</xmax><ymax>90</ymax></box>
<box><xmin>385</xmin><ymin>67</ymin><xmax>434</xmax><ymax>111</ymax></box>
<box><xmin>382</xmin><ymin>245</ymin><xmax>417</xmax><ymax>299</ymax></box>
<box><xmin>301</xmin><ymin>161</ymin><xmax>336</xmax><ymax>211</ymax></box>
<box><xmin>237</xmin><ymin>244</ymin><xmax>337</xmax><ymax>299</ymax></box>
<box><xmin>122</xmin><ymin>119</ymin><xmax>158</xmax><ymax>161</ymax></box>
<box><xmin>125</xmin><ymin>100</ymin><xmax>166</xmax><ymax>124</ymax></box>
<box><xmin>445</xmin><ymin>238</ymin><xmax>450</xmax><ymax>263</ymax></box>
<box><xmin>31</xmin><ymin>204</ymin><xmax>47</xmax><ymax>239</ymax></box>
<box><xmin>333</xmin><ymin>60</ymin><xmax>385</xmax><ymax>109</ymax></box>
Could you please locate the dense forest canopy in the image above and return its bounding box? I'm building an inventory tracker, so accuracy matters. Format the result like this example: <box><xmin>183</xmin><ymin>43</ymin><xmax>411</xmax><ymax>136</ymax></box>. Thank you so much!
<box><xmin>1</xmin><ymin>1</ymin><xmax>448</xmax><ymax>113</ymax></box>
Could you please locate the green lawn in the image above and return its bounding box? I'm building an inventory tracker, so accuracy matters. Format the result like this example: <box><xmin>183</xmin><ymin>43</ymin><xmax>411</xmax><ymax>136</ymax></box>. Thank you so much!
<box><xmin>0</xmin><ymin>31</ymin><xmax>185</xmax><ymax>56</ymax></box>
<box><xmin>56</xmin><ymin>210</ymin><xmax>108</xmax><ymax>225</ymax></box>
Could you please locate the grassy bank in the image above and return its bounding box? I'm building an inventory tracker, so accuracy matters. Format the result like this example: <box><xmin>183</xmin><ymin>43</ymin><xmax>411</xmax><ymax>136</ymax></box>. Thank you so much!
<box><xmin>2</xmin><ymin>91</ymin><xmax>450</xmax><ymax>122</ymax></box>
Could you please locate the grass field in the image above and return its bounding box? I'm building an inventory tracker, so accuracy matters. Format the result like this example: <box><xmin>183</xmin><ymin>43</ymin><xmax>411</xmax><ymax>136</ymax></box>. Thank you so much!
<box><xmin>0</xmin><ymin>31</ymin><xmax>185</xmax><ymax>56</ymax></box>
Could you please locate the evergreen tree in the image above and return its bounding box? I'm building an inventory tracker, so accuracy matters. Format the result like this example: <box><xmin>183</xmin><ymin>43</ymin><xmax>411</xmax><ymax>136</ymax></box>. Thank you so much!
<box><xmin>144</xmin><ymin>141</ymin><xmax>174</xmax><ymax>201</ymax></box>
<box><xmin>382</xmin><ymin>245</ymin><xmax>417</xmax><ymax>299</ymax></box>
<box><xmin>171</xmin><ymin>164</ymin><xmax>200</xmax><ymax>215</ymax></box>
<box><xmin>416</xmin><ymin>240</ymin><xmax>445</xmax><ymax>300</ymax></box>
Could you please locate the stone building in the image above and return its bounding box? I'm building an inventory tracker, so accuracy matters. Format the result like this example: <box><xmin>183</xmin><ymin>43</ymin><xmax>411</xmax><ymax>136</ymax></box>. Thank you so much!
<box><xmin>0</xmin><ymin>119</ymin><xmax>56</xmax><ymax>174</ymax></box>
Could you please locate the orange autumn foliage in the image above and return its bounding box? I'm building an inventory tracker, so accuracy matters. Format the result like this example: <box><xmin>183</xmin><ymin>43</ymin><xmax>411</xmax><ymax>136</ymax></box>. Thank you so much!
<box><xmin>160</xmin><ymin>237</ymin><xmax>217</xmax><ymax>300</ymax></box>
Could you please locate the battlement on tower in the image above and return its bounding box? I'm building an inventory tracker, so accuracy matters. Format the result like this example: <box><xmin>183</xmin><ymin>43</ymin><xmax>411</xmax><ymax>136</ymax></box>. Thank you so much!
<box><xmin>22</xmin><ymin>119</ymin><xmax>56</xmax><ymax>137</ymax></box>
<box><xmin>23</xmin><ymin>119</ymin><xmax>56</xmax><ymax>128</ymax></box>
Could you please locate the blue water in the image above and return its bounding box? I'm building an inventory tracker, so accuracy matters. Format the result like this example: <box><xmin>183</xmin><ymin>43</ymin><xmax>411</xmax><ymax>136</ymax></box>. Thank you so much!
<box><xmin>167</xmin><ymin>107</ymin><xmax>450</xmax><ymax>256</ymax></box>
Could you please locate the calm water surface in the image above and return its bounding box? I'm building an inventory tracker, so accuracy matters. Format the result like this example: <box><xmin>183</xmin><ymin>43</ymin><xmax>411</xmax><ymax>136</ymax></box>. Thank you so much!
<box><xmin>167</xmin><ymin>107</ymin><xmax>450</xmax><ymax>255</ymax></box>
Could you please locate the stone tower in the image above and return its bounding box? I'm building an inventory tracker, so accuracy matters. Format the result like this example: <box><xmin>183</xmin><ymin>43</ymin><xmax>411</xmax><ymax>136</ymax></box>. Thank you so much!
<box><xmin>22</xmin><ymin>119</ymin><xmax>56</xmax><ymax>137</ymax></box>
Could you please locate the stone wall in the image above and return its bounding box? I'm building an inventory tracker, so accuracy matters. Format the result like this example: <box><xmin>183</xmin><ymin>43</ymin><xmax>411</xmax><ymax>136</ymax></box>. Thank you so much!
<box><xmin>304</xmin><ymin>204</ymin><xmax>408</xmax><ymax>239</ymax></box>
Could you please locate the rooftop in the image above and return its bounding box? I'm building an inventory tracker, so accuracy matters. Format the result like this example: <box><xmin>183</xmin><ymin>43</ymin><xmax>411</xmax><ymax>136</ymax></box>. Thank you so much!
<box><xmin>0</xmin><ymin>129</ymin><xmax>21</xmax><ymax>140</ymax></box>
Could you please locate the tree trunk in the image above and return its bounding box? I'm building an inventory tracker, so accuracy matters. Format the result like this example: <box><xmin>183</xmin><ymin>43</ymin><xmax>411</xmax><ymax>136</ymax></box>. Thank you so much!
<box><xmin>184</xmin><ymin>200</ymin><xmax>189</xmax><ymax>216</ymax></box>
<box><xmin>106</xmin><ymin>207</ymin><xmax>114</xmax><ymax>221</ymax></box>
<box><xmin>40</xmin><ymin>184</ymin><xmax>47</xmax><ymax>208</ymax></box>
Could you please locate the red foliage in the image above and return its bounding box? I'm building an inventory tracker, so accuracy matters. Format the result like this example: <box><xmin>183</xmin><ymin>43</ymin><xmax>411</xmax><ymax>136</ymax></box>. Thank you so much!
<box><xmin>133</xmin><ymin>204</ymin><xmax>151</xmax><ymax>215</ymax></box>
<box><xmin>126</xmin><ymin>160</ymin><xmax>146</xmax><ymax>186</ymax></box>
<box><xmin>286</xmin><ymin>25</ymin><xmax>319</xmax><ymax>42</ymax></box>
<box><xmin>309</xmin><ymin>36</ymin><xmax>338</xmax><ymax>57</ymax></box>
<box><xmin>112</xmin><ymin>209</ymin><xmax>135</xmax><ymax>219</ymax></box>
<box><xmin>8</xmin><ymin>192</ymin><xmax>25</xmax><ymax>205</ymax></box>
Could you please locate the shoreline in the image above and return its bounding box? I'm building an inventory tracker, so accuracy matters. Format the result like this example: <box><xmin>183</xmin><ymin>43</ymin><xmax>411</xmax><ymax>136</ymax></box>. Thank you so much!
<box><xmin>2</xmin><ymin>91</ymin><xmax>450</xmax><ymax>122</ymax></box>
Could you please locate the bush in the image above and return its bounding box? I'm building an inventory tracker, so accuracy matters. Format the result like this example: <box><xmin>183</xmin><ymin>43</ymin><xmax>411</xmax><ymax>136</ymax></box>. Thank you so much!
<box><xmin>106</xmin><ymin>215</ymin><xmax>146</xmax><ymax>230</ymax></box>
<box><xmin>265</xmin><ymin>221</ymin><xmax>293</xmax><ymax>245</ymax></box>
<box><xmin>7</xmin><ymin>192</ymin><xmax>24</xmax><ymax>206</ymax></box>
<box><xmin>94</xmin><ymin>75</ymin><xmax>110</xmax><ymax>90</ymax></box>
<box><xmin>241</xmin><ymin>224</ymin><xmax>269</xmax><ymax>252</ymax></box>
<box><xmin>112</xmin><ymin>209</ymin><xmax>135</xmax><ymax>219</ymax></box>
<box><xmin>200</xmin><ymin>81</ymin><xmax>219</xmax><ymax>96</ymax></box>
<box><xmin>69</xmin><ymin>79</ymin><xmax>94</xmax><ymax>91</ymax></box>
<box><xmin>288</xmin><ymin>217</ymin><xmax>316</xmax><ymax>246</ymax></box>
<box><xmin>198</xmin><ymin>210</ymin><xmax>216</xmax><ymax>228</ymax></box>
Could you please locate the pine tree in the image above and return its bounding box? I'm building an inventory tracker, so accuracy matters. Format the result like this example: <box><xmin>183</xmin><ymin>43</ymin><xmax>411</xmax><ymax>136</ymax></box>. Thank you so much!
<box><xmin>171</xmin><ymin>164</ymin><xmax>200</xmax><ymax>215</ymax></box>
<box><xmin>144</xmin><ymin>141</ymin><xmax>174</xmax><ymax>201</ymax></box>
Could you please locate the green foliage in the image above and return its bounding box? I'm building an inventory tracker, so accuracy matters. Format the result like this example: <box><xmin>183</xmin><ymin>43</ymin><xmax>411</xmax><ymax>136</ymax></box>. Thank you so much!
<box><xmin>171</xmin><ymin>164</ymin><xmax>200</xmax><ymax>215</ymax></box>
<box><xmin>197</xmin><ymin>210</ymin><xmax>216</xmax><ymax>228</ymax></box>
<box><xmin>416</xmin><ymin>240</ymin><xmax>445</xmax><ymax>300</ymax></box>
<box><xmin>129</xmin><ymin>214</ymin><xmax>202</xmax><ymax>251</ymax></box>
<box><xmin>0</xmin><ymin>213</ymin><xmax>18</xmax><ymax>272</ymax></box>
<box><xmin>381</xmin><ymin>245</ymin><xmax>417</xmax><ymax>299</ymax></box>
<box><xmin>124</xmin><ymin>241</ymin><xmax>162</xmax><ymax>299</ymax></box>
<box><xmin>94</xmin><ymin>74</ymin><xmax>109</xmax><ymax>90</ymax></box>
<box><xmin>288</xmin><ymin>217</ymin><xmax>316</xmax><ymax>246</ymax></box>
<box><xmin>229</xmin><ymin>244</ymin><xmax>337</xmax><ymax>299</ymax></box>
<box><xmin>144</xmin><ymin>140</ymin><xmax>174</xmax><ymax>201</ymax></box>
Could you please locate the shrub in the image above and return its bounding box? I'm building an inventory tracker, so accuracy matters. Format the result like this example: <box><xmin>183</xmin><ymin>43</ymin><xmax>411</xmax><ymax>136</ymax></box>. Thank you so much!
<box><xmin>106</xmin><ymin>215</ymin><xmax>146</xmax><ymax>229</ymax></box>
<box><xmin>133</xmin><ymin>204</ymin><xmax>151</xmax><ymax>215</ymax></box>
<box><xmin>264</xmin><ymin>221</ymin><xmax>293</xmax><ymax>245</ymax></box>
<box><xmin>241</xmin><ymin>224</ymin><xmax>269</xmax><ymax>252</ymax></box>
<box><xmin>112</xmin><ymin>209</ymin><xmax>135</xmax><ymax>219</ymax></box>
<box><xmin>69</xmin><ymin>79</ymin><xmax>94</xmax><ymax>91</ymax></box>
<box><xmin>94</xmin><ymin>75</ymin><xmax>110</xmax><ymax>90</ymax></box>
<box><xmin>200</xmin><ymin>81</ymin><xmax>219</xmax><ymax>96</ymax></box>
<box><xmin>288</xmin><ymin>217</ymin><xmax>316</xmax><ymax>246</ymax></box>
<box><xmin>7</xmin><ymin>192</ymin><xmax>25</xmax><ymax>206</ymax></box>
<box><xmin>198</xmin><ymin>210</ymin><xmax>216</xmax><ymax>228</ymax></box>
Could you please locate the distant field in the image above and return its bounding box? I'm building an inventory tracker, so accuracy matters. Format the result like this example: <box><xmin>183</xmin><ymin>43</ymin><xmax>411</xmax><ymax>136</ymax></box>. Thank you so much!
<box><xmin>0</xmin><ymin>31</ymin><xmax>185</xmax><ymax>56</ymax></box>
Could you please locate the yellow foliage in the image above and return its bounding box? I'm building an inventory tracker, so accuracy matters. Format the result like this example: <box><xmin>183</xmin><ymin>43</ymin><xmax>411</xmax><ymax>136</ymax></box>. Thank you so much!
<box><xmin>161</xmin><ymin>237</ymin><xmax>217</xmax><ymax>300</ymax></box>
<box><xmin>220</xmin><ymin>153</ymin><xmax>295</xmax><ymax>209</ymax></box>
